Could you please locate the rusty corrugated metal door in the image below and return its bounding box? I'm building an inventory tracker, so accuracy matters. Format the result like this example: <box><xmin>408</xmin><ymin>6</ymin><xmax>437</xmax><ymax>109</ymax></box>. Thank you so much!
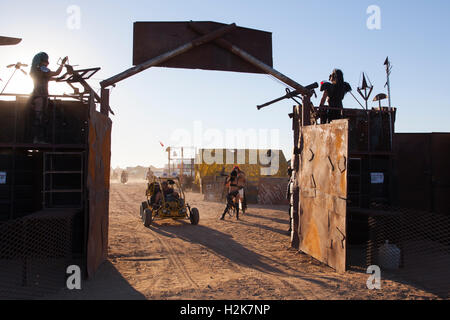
<box><xmin>298</xmin><ymin>120</ymin><xmax>348</xmax><ymax>272</ymax></box>
<box><xmin>86</xmin><ymin>102</ymin><xmax>112</xmax><ymax>278</ymax></box>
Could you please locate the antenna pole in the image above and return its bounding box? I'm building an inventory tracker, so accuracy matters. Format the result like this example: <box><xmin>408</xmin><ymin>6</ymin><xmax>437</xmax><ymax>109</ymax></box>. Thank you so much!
<box><xmin>385</xmin><ymin>58</ymin><xmax>392</xmax><ymax>110</ymax></box>
<box><xmin>365</xmin><ymin>87</ymin><xmax>368</xmax><ymax>110</ymax></box>
<box><xmin>384</xmin><ymin>57</ymin><xmax>393</xmax><ymax>150</ymax></box>
<box><xmin>168</xmin><ymin>147</ymin><xmax>171</xmax><ymax>175</ymax></box>
<box><xmin>0</xmin><ymin>68</ymin><xmax>17</xmax><ymax>94</ymax></box>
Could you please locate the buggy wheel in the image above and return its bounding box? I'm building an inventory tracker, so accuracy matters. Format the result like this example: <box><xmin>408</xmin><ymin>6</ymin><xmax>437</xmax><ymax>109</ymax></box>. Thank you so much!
<box><xmin>190</xmin><ymin>207</ymin><xmax>200</xmax><ymax>225</ymax></box>
<box><xmin>143</xmin><ymin>208</ymin><xmax>153</xmax><ymax>227</ymax></box>
<box><xmin>140</xmin><ymin>201</ymin><xmax>148</xmax><ymax>220</ymax></box>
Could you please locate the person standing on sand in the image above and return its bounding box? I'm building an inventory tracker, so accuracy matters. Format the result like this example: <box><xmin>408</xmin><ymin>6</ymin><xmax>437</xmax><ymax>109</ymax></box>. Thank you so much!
<box><xmin>235</xmin><ymin>166</ymin><xmax>247</xmax><ymax>214</ymax></box>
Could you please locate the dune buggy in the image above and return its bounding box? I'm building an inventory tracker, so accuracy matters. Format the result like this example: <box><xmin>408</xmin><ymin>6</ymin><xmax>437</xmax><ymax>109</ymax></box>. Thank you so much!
<box><xmin>139</xmin><ymin>176</ymin><xmax>200</xmax><ymax>227</ymax></box>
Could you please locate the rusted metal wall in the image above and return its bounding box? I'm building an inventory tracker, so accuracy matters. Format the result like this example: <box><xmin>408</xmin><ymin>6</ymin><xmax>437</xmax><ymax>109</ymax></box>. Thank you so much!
<box><xmin>201</xmin><ymin>175</ymin><xmax>286</xmax><ymax>205</ymax></box>
<box><xmin>257</xmin><ymin>177</ymin><xmax>289</xmax><ymax>205</ymax></box>
<box><xmin>133</xmin><ymin>21</ymin><xmax>273</xmax><ymax>74</ymax></box>
<box><xmin>202</xmin><ymin>176</ymin><xmax>226</xmax><ymax>202</ymax></box>
<box><xmin>195</xmin><ymin>149</ymin><xmax>289</xmax><ymax>186</ymax></box>
<box><xmin>297</xmin><ymin>120</ymin><xmax>348</xmax><ymax>273</ymax></box>
<box><xmin>430</xmin><ymin>133</ymin><xmax>450</xmax><ymax>215</ymax></box>
<box><xmin>394</xmin><ymin>133</ymin><xmax>450</xmax><ymax>215</ymax></box>
<box><xmin>86</xmin><ymin>100</ymin><xmax>112</xmax><ymax>278</ymax></box>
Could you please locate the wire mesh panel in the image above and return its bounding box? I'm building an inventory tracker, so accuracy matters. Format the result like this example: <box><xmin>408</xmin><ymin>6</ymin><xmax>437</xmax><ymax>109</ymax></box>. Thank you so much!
<box><xmin>0</xmin><ymin>209</ymin><xmax>79</xmax><ymax>299</ymax></box>
<box><xmin>350</xmin><ymin>206</ymin><xmax>450</xmax><ymax>298</ymax></box>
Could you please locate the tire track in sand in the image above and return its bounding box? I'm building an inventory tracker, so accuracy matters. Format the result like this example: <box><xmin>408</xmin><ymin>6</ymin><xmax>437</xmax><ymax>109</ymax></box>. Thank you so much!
<box><xmin>114</xmin><ymin>185</ymin><xmax>200</xmax><ymax>291</ymax></box>
<box><xmin>112</xmin><ymin>186</ymin><xmax>164</xmax><ymax>291</ymax></box>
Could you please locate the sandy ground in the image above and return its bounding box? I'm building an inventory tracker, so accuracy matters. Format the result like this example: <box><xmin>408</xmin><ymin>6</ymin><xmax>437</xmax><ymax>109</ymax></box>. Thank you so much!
<box><xmin>52</xmin><ymin>182</ymin><xmax>439</xmax><ymax>300</ymax></box>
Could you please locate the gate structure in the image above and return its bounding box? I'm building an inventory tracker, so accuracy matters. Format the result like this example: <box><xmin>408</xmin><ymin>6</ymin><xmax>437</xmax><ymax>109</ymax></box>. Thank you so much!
<box><xmin>290</xmin><ymin>103</ymin><xmax>397</xmax><ymax>273</ymax></box>
<box><xmin>0</xmin><ymin>91</ymin><xmax>112</xmax><ymax>298</ymax></box>
<box><xmin>297</xmin><ymin>120</ymin><xmax>348</xmax><ymax>272</ymax></box>
<box><xmin>1</xmin><ymin>20</ymin><xmax>318</xmax><ymax>298</ymax></box>
<box><xmin>290</xmin><ymin>101</ymin><xmax>449</xmax><ymax>296</ymax></box>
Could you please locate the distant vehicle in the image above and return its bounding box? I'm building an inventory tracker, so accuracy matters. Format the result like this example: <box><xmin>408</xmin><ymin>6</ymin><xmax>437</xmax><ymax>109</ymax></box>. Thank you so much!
<box><xmin>140</xmin><ymin>176</ymin><xmax>199</xmax><ymax>227</ymax></box>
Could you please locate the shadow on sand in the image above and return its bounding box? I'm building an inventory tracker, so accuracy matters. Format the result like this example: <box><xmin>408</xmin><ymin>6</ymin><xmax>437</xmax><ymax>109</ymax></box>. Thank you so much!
<box><xmin>244</xmin><ymin>211</ymin><xmax>289</xmax><ymax>225</ymax></box>
<box><xmin>42</xmin><ymin>260</ymin><xmax>146</xmax><ymax>300</ymax></box>
<box><xmin>150</xmin><ymin>220</ymin><xmax>283</xmax><ymax>274</ymax></box>
<box><xmin>149</xmin><ymin>221</ymin><xmax>343</xmax><ymax>290</ymax></box>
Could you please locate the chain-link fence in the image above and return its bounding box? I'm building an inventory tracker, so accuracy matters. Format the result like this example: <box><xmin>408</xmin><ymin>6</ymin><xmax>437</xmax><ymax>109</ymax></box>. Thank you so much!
<box><xmin>0</xmin><ymin>209</ymin><xmax>80</xmax><ymax>299</ymax></box>
<box><xmin>349</xmin><ymin>206</ymin><xmax>450</xmax><ymax>298</ymax></box>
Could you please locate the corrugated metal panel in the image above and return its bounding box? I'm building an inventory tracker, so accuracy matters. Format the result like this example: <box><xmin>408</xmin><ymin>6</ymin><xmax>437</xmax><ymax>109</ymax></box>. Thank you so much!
<box><xmin>431</xmin><ymin>133</ymin><xmax>450</xmax><ymax>215</ymax></box>
<box><xmin>298</xmin><ymin>120</ymin><xmax>348</xmax><ymax>273</ymax></box>
<box><xmin>394</xmin><ymin>133</ymin><xmax>450</xmax><ymax>215</ymax></box>
<box><xmin>133</xmin><ymin>21</ymin><xmax>272</xmax><ymax>74</ymax></box>
<box><xmin>86</xmin><ymin>100</ymin><xmax>112</xmax><ymax>278</ymax></box>
<box><xmin>202</xmin><ymin>176</ymin><xmax>226</xmax><ymax>202</ymax></box>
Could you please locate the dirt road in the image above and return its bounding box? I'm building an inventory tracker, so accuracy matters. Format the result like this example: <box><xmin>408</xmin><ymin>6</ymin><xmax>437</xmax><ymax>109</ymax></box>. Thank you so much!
<box><xmin>54</xmin><ymin>181</ymin><xmax>438</xmax><ymax>300</ymax></box>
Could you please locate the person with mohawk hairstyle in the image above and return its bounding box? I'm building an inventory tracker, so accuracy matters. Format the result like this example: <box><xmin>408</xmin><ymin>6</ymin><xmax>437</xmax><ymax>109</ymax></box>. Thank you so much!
<box><xmin>29</xmin><ymin>52</ymin><xmax>67</xmax><ymax>143</ymax></box>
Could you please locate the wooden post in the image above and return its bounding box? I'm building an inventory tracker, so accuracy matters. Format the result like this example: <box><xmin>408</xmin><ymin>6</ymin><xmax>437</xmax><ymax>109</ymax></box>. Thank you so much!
<box><xmin>100</xmin><ymin>88</ymin><xmax>110</xmax><ymax>115</ymax></box>
<box><xmin>168</xmin><ymin>147</ymin><xmax>171</xmax><ymax>175</ymax></box>
<box><xmin>180</xmin><ymin>147</ymin><xmax>184</xmax><ymax>183</ymax></box>
<box><xmin>302</xmin><ymin>96</ymin><xmax>312</xmax><ymax>126</ymax></box>
<box><xmin>100</xmin><ymin>23</ymin><xmax>237</xmax><ymax>88</ymax></box>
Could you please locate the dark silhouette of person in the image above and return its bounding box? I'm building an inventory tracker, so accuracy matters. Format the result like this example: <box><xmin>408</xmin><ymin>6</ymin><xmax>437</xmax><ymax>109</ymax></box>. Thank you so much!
<box><xmin>220</xmin><ymin>166</ymin><xmax>245</xmax><ymax>220</ymax></box>
<box><xmin>29</xmin><ymin>52</ymin><xmax>67</xmax><ymax>143</ymax></box>
<box><xmin>319</xmin><ymin>69</ymin><xmax>352</xmax><ymax>123</ymax></box>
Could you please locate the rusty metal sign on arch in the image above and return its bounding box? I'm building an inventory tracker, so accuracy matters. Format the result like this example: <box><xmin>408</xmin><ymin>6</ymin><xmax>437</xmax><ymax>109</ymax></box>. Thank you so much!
<box><xmin>133</xmin><ymin>21</ymin><xmax>273</xmax><ymax>74</ymax></box>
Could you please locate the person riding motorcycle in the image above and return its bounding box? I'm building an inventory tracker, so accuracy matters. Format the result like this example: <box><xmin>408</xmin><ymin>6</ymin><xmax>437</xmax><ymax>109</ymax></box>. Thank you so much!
<box><xmin>220</xmin><ymin>165</ymin><xmax>246</xmax><ymax>220</ymax></box>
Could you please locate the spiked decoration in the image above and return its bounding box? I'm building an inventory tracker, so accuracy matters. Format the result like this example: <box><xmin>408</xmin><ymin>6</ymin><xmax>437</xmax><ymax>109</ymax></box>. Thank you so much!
<box><xmin>1</xmin><ymin>62</ymin><xmax>29</xmax><ymax>94</ymax></box>
<box><xmin>357</xmin><ymin>72</ymin><xmax>373</xmax><ymax>110</ymax></box>
<box><xmin>7</xmin><ymin>62</ymin><xmax>28</xmax><ymax>75</ymax></box>
<box><xmin>384</xmin><ymin>57</ymin><xmax>394</xmax><ymax>149</ymax></box>
<box><xmin>373</xmin><ymin>93</ymin><xmax>388</xmax><ymax>108</ymax></box>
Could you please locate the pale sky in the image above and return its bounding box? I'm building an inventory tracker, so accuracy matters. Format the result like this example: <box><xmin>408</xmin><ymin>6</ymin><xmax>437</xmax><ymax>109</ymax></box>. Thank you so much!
<box><xmin>1</xmin><ymin>0</ymin><xmax>449</xmax><ymax>168</ymax></box>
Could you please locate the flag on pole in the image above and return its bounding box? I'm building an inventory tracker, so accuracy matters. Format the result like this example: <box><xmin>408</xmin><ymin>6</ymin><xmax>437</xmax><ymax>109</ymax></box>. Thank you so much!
<box><xmin>159</xmin><ymin>141</ymin><xmax>164</xmax><ymax>147</ymax></box>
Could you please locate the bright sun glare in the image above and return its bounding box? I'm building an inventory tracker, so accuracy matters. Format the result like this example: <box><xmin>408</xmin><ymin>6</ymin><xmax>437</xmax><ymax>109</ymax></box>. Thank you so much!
<box><xmin>0</xmin><ymin>57</ymin><xmax>73</xmax><ymax>96</ymax></box>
